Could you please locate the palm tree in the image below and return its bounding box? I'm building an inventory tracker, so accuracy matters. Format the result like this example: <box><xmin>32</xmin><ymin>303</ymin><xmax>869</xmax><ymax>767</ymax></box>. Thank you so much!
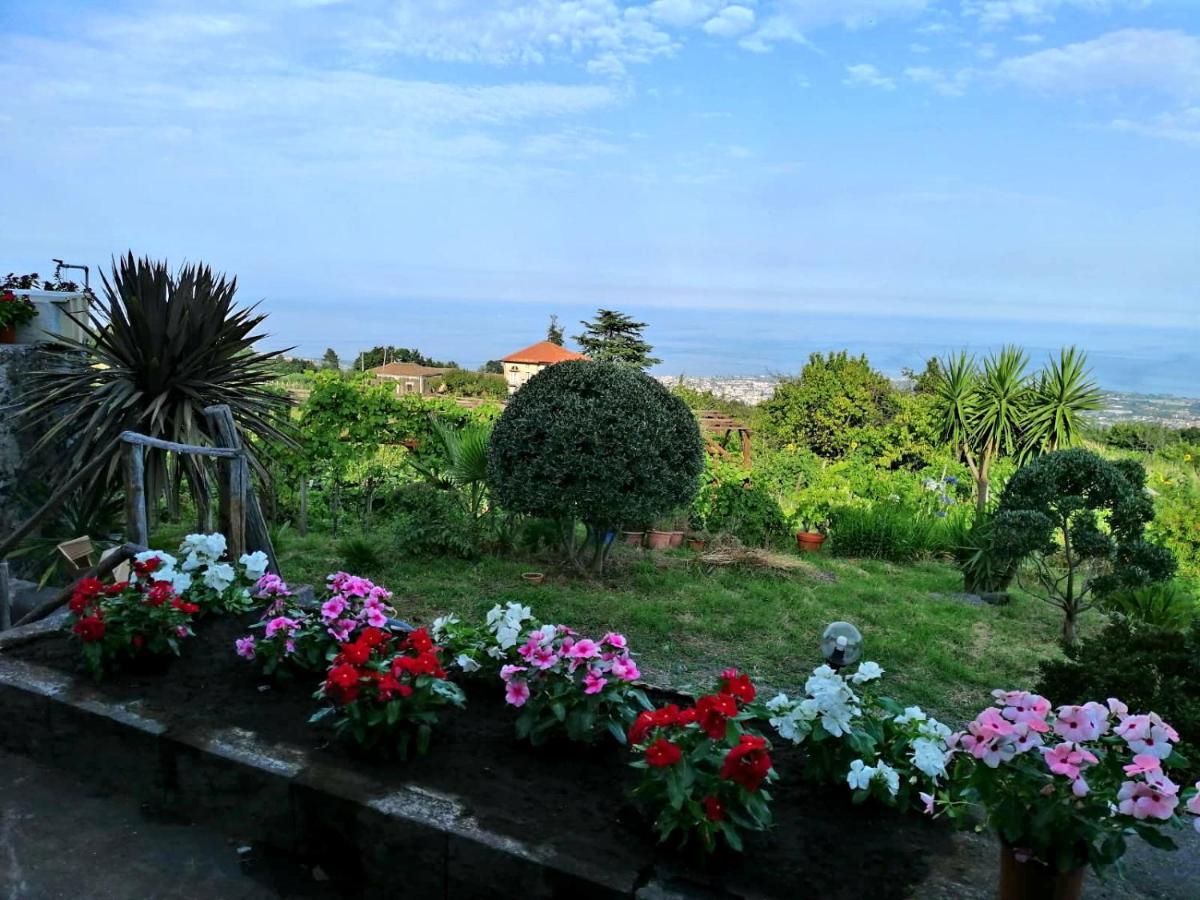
<box><xmin>1021</xmin><ymin>346</ymin><xmax>1104</xmax><ymax>458</ymax></box>
<box><xmin>20</xmin><ymin>253</ymin><xmax>293</xmax><ymax>524</ymax></box>
<box><xmin>408</xmin><ymin>416</ymin><xmax>492</xmax><ymax>528</ymax></box>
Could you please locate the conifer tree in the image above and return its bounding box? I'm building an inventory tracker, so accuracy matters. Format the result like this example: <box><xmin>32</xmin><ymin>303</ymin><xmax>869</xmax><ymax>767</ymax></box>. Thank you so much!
<box><xmin>573</xmin><ymin>308</ymin><xmax>661</xmax><ymax>368</ymax></box>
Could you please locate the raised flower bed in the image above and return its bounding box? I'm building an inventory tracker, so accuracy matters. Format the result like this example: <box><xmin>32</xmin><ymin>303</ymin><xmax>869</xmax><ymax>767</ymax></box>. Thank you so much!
<box><xmin>0</xmin><ymin>610</ymin><xmax>953</xmax><ymax>899</ymax></box>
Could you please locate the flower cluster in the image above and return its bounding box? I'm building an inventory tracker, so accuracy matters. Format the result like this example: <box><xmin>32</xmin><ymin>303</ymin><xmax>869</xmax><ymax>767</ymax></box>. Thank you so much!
<box><xmin>761</xmin><ymin>661</ymin><xmax>952</xmax><ymax>811</ymax></box>
<box><xmin>164</xmin><ymin>533</ymin><xmax>267</xmax><ymax>616</ymax></box>
<box><xmin>65</xmin><ymin>554</ymin><xmax>197</xmax><ymax>679</ymax></box>
<box><xmin>237</xmin><ymin>572</ymin><xmax>398</xmax><ymax>678</ymax></box>
<box><xmin>935</xmin><ymin>691</ymin><xmax>1196</xmax><ymax>872</ymax></box>
<box><xmin>310</xmin><ymin>627</ymin><xmax>465</xmax><ymax>758</ymax></box>
<box><xmin>428</xmin><ymin>602</ymin><xmax>536</xmax><ymax>677</ymax></box>
<box><xmin>628</xmin><ymin>670</ymin><xmax>775</xmax><ymax>852</ymax></box>
<box><xmin>0</xmin><ymin>289</ymin><xmax>37</xmax><ymax>330</ymax></box>
<box><xmin>499</xmin><ymin>622</ymin><xmax>651</xmax><ymax>746</ymax></box>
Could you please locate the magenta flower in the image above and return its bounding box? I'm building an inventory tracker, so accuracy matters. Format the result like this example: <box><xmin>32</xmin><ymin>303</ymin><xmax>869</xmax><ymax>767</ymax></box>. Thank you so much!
<box><xmin>285</xmin><ymin>639</ymin><xmax>296</xmax><ymax>655</ymax></box>
<box><xmin>364</xmin><ymin>607</ymin><xmax>389</xmax><ymax>628</ymax></box>
<box><xmin>1118</xmin><ymin>775</ymin><xmax>1180</xmax><ymax>820</ymax></box>
<box><xmin>500</xmin><ymin>664</ymin><xmax>527</xmax><ymax>683</ymax></box>
<box><xmin>919</xmin><ymin>792</ymin><xmax>935</xmax><ymax>816</ymax></box>
<box><xmin>994</xmin><ymin>691</ymin><xmax>1051</xmax><ymax>732</ymax></box>
<box><xmin>235</xmin><ymin>636</ymin><xmax>256</xmax><ymax>659</ymax></box>
<box><xmin>610</xmin><ymin>656</ymin><xmax>640</xmax><ymax>682</ymax></box>
<box><xmin>1124</xmin><ymin>754</ymin><xmax>1163</xmax><ymax>776</ymax></box>
<box><xmin>505</xmin><ymin>679</ymin><xmax>531</xmax><ymax>707</ymax></box>
<box><xmin>1010</xmin><ymin>722</ymin><xmax>1044</xmax><ymax>755</ymax></box>
<box><xmin>327</xmin><ymin>618</ymin><xmax>356</xmax><ymax>642</ymax></box>
<box><xmin>320</xmin><ymin>596</ymin><xmax>348</xmax><ymax>622</ymax></box>
<box><xmin>176</xmin><ymin>626</ymin><xmax>190</xmax><ymax>638</ymax></box>
<box><xmin>530</xmin><ymin>645</ymin><xmax>558</xmax><ymax>669</ymax></box>
<box><xmin>254</xmin><ymin>573</ymin><xmax>292</xmax><ymax>599</ymax></box>
<box><xmin>567</xmin><ymin>638</ymin><xmax>600</xmax><ymax>660</ymax></box>
<box><xmin>583</xmin><ymin>670</ymin><xmax>607</xmax><ymax>695</ymax></box>
<box><xmin>1041</xmin><ymin>742</ymin><xmax>1098</xmax><ymax>781</ymax></box>
<box><xmin>264</xmin><ymin>616</ymin><xmax>299</xmax><ymax>639</ymax></box>
<box><xmin>602</xmin><ymin>632</ymin><xmax>627</xmax><ymax>649</ymax></box>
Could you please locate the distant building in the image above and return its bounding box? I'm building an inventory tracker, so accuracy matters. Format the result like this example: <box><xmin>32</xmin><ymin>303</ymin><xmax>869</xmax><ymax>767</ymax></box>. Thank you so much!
<box><xmin>500</xmin><ymin>341</ymin><xmax>588</xmax><ymax>394</ymax></box>
<box><xmin>370</xmin><ymin>361</ymin><xmax>448</xmax><ymax>395</ymax></box>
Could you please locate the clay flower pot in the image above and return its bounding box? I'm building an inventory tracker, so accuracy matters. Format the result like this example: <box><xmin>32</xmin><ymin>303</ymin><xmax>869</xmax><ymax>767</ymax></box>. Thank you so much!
<box><xmin>621</xmin><ymin>531</ymin><xmax>645</xmax><ymax>547</ymax></box>
<box><xmin>646</xmin><ymin>530</ymin><xmax>673</xmax><ymax>550</ymax></box>
<box><xmin>668</xmin><ymin>531</ymin><xmax>685</xmax><ymax>548</ymax></box>
<box><xmin>795</xmin><ymin>532</ymin><xmax>825</xmax><ymax>553</ymax></box>
<box><xmin>998</xmin><ymin>845</ymin><xmax>1085</xmax><ymax>900</ymax></box>
<box><xmin>521</xmin><ymin>572</ymin><xmax>545</xmax><ymax>586</ymax></box>
<box><xmin>687</xmin><ymin>539</ymin><xmax>707</xmax><ymax>552</ymax></box>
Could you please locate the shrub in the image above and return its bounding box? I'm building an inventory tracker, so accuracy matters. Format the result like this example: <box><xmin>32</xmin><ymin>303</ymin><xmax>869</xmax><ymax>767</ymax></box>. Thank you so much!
<box><xmin>500</xmin><ymin>624</ymin><xmax>653</xmax><ymax>746</ymax></box>
<box><xmin>1148</xmin><ymin>478</ymin><xmax>1200</xmax><ymax>591</ymax></box>
<box><xmin>237</xmin><ymin>572</ymin><xmax>399</xmax><ymax>678</ymax></box>
<box><xmin>1102</xmin><ymin>581</ymin><xmax>1197</xmax><ymax>631</ymax></box>
<box><xmin>336</xmin><ymin>535</ymin><xmax>384</xmax><ymax>573</ymax></box>
<box><xmin>1037</xmin><ymin>620</ymin><xmax>1200</xmax><ymax>781</ymax></box>
<box><xmin>692</xmin><ymin>465</ymin><xmax>789</xmax><ymax>547</ymax></box>
<box><xmin>992</xmin><ymin>449</ymin><xmax>1177</xmax><ymax>644</ymax></box>
<box><xmin>66</xmin><ymin>555</ymin><xmax>198</xmax><ymax>679</ymax></box>
<box><xmin>310</xmin><ymin>627</ymin><xmax>465</xmax><ymax>758</ymax></box>
<box><xmin>488</xmin><ymin>361</ymin><xmax>704</xmax><ymax>572</ymax></box>
<box><xmin>628</xmin><ymin>670</ymin><xmax>775</xmax><ymax>852</ymax></box>
<box><xmin>389</xmin><ymin>482</ymin><xmax>477</xmax><ymax>559</ymax></box>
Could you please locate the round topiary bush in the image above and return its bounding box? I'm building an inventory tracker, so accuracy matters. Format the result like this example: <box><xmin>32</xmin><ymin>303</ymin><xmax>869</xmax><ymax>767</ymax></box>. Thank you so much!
<box><xmin>488</xmin><ymin>360</ymin><xmax>704</xmax><ymax>571</ymax></box>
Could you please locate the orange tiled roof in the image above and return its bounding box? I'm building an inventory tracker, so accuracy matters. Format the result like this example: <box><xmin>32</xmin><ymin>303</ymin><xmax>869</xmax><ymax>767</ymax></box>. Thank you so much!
<box><xmin>501</xmin><ymin>341</ymin><xmax>588</xmax><ymax>365</ymax></box>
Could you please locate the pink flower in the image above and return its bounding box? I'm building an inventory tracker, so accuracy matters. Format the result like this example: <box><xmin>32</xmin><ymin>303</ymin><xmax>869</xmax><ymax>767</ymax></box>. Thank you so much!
<box><xmin>1123</xmin><ymin>754</ymin><xmax>1163</xmax><ymax>777</ymax></box>
<box><xmin>1071</xmin><ymin>777</ymin><xmax>1090</xmax><ymax>798</ymax></box>
<box><xmin>284</xmin><ymin>639</ymin><xmax>296</xmax><ymax>655</ymax></box>
<box><xmin>530</xmin><ymin>645</ymin><xmax>558</xmax><ymax>669</ymax></box>
<box><xmin>1115</xmin><ymin>714</ymin><xmax>1150</xmax><ymax>741</ymax></box>
<box><xmin>176</xmin><ymin>626</ymin><xmax>190</xmax><ymax>638</ymax></box>
<box><xmin>1107</xmin><ymin>698</ymin><xmax>1129</xmax><ymax>718</ymax></box>
<box><xmin>583</xmin><ymin>670</ymin><xmax>607</xmax><ymax>694</ymax></box>
<box><xmin>994</xmin><ymin>691</ymin><xmax>1051</xmax><ymax>732</ymax></box>
<box><xmin>364</xmin><ymin>607</ymin><xmax>389</xmax><ymax>628</ymax></box>
<box><xmin>610</xmin><ymin>655</ymin><xmax>641</xmax><ymax>682</ymax></box>
<box><xmin>1128</xmin><ymin>722</ymin><xmax>1177</xmax><ymax>760</ymax></box>
<box><xmin>1118</xmin><ymin>775</ymin><xmax>1180</xmax><ymax>820</ymax></box>
<box><xmin>1041</xmin><ymin>742</ymin><xmax>1099</xmax><ymax>781</ymax></box>
<box><xmin>567</xmin><ymin>638</ymin><xmax>600</xmax><ymax>660</ymax></box>
<box><xmin>235</xmin><ymin>636</ymin><xmax>257</xmax><ymax>659</ymax></box>
<box><xmin>1011</xmin><ymin>722</ymin><xmax>1045</xmax><ymax>755</ymax></box>
<box><xmin>264</xmin><ymin>616</ymin><xmax>299</xmax><ymax>638</ymax></box>
<box><xmin>1187</xmin><ymin>784</ymin><xmax>1200</xmax><ymax>817</ymax></box>
<box><xmin>505</xmin><ymin>679</ymin><xmax>531</xmax><ymax>707</ymax></box>
<box><xmin>327</xmin><ymin>618</ymin><xmax>356</xmax><ymax>642</ymax></box>
<box><xmin>321</xmin><ymin>596</ymin><xmax>348</xmax><ymax>621</ymax></box>
<box><xmin>254</xmin><ymin>573</ymin><xmax>292</xmax><ymax>599</ymax></box>
<box><xmin>919</xmin><ymin>792</ymin><xmax>935</xmax><ymax>816</ymax></box>
<box><xmin>1053</xmin><ymin>704</ymin><xmax>1107</xmax><ymax>743</ymax></box>
<box><xmin>500</xmin><ymin>664</ymin><xmax>527</xmax><ymax>682</ymax></box>
<box><xmin>602</xmin><ymin>632</ymin><xmax>627</xmax><ymax>649</ymax></box>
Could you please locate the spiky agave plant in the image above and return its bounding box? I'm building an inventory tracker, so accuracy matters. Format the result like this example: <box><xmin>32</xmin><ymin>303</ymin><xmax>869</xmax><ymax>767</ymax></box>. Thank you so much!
<box><xmin>20</xmin><ymin>253</ymin><xmax>294</xmax><ymax>514</ymax></box>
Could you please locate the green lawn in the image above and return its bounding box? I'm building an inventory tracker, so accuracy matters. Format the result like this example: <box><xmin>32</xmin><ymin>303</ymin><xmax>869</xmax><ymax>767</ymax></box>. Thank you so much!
<box><xmin>252</xmin><ymin>531</ymin><xmax>1094</xmax><ymax>724</ymax></box>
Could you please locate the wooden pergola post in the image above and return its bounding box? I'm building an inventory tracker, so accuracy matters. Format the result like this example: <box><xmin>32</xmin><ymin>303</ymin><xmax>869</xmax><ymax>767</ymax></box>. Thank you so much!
<box><xmin>124</xmin><ymin>441</ymin><xmax>149</xmax><ymax>547</ymax></box>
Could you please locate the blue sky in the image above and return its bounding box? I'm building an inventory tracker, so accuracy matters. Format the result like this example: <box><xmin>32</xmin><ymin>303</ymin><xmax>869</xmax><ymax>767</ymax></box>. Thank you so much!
<box><xmin>1</xmin><ymin>1</ymin><xmax>1198</xmax><ymax>393</ymax></box>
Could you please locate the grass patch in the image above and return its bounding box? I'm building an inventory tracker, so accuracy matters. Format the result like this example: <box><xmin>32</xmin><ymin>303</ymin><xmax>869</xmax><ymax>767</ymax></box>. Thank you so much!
<box><xmin>203</xmin><ymin>529</ymin><xmax>1094</xmax><ymax>724</ymax></box>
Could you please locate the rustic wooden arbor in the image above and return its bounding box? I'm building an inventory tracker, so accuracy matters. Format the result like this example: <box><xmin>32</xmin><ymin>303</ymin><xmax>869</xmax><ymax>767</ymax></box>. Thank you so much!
<box><xmin>697</xmin><ymin>410</ymin><xmax>752</xmax><ymax>468</ymax></box>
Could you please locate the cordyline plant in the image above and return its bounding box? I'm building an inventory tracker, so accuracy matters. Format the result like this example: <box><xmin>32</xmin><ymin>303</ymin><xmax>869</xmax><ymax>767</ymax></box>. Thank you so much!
<box><xmin>628</xmin><ymin>670</ymin><xmax>775</xmax><ymax>852</ymax></box>
<box><xmin>500</xmin><ymin>621</ymin><xmax>653</xmax><ymax>746</ymax></box>
<box><xmin>310</xmin><ymin>627</ymin><xmax>465</xmax><ymax>758</ymax></box>
<box><xmin>235</xmin><ymin>571</ymin><xmax>398</xmax><ymax>679</ymax></box>
<box><xmin>66</xmin><ymin>553</ymin><xmax>198</xmax><ymax>680</ymax></box>
<box><xmin>930</xmin><ymin>690</ymin><xmax>1200</xmax><ymax>875</ymax></box>
<box><xmin>19</xmin><ymin>253</ymin><xmax>294</xmax><ymax>520</ymax></box>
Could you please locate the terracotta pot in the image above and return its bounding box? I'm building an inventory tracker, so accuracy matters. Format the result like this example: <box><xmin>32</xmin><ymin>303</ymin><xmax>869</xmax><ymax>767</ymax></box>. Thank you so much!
<box><xmin>621</xmin><ymin>531</ymin><xmax>645</xmax><ymax>547</ymax></box>
<box><xmin>521</xmin><ymin>572</ymin><xmax>545</xmax><ymax>585</ymax></box>
<box><xmin>668</xmin><ymin>531</ymin><xmax>685</xmax><ymax>548</ymax></box>
<box><xmin>795</xmin><ymin>532</ymin><xmax>825</xmax><ymax>552</ymax></box>
<box><xmin>998</xmin><ymin>846</ymin><xmax>1085</xmax><ymax>900</ymax></box>
<box><xmin>687</xmin><ymin>539</ymin><xmax>707</xmax><ymax>552</ymax></box>
<box><xmin>646</xmin><ymin>530</ymin><xmax>673</xmax><ymax>550</ymax></box>
<box><xmin>0</xmin><ymin>325</ymin><xmax>15</xmax><ymax>344</ymax></box>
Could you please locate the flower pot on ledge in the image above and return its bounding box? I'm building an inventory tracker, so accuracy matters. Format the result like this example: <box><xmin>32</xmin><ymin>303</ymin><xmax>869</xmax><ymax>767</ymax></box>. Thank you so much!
<box><xmin>998</xmin><ymin>845</ymin><xmax>1085</xmax><ymax>900</ymax></box>
<box><xmin>646</xmin><ymin>530</ymin><xmax>673</xmax><ymax>550</ymax></box>
<box><xmin>668</xmin><ymin>530</ymin><xmax>685</xmax><ymax>548</ymax></box>
<box><xmin>795</xmin><ymin>532</ymin><xmax>825</xmax><ymax>553</ymax></box>
<box><xmin>621</xmin><ymin>530</ymin><xmax>645</xmax><ymax>548</ymax></box>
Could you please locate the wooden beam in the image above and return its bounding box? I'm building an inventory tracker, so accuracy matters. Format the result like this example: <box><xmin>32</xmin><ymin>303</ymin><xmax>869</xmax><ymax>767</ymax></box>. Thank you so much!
<box><xmin>124</xmin><ymin>442</ymin><xmax>148</xmax><ymax>547</ymax></box>
<box><xmin>203</xmin><ymin>405</ymin><xmax>279</xmax><ymax>573</ymax></box>
<box><xmin>118</xmin><ymin>431</ymin><xmax>241</xmax><ymax>458</ymax></box>
<box><xmin>14</xmin><ymin>543</ymin><xmax>144</xmax><ymax>627</ymax></box>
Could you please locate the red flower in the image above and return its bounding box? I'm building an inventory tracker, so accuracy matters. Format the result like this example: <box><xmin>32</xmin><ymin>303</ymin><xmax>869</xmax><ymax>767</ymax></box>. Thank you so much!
<box><xmin>74</xmin><ymin>577</ymin><xmax>104</xmax><ymax>600</ymax></box>
<box><xmin>376</xmin><ymin>673</ymin><xmax>413</xmax><ymax>700</ymax></box>
<box><xmin>325</xmin><ymin>663</ymin><xmax>362</xmax><ymax>704</ymax></box>
<box><xmin>628</xmin><ymin>704</ymin><xmax>683</xmax><ymax>745</ymax></box>
<box><xmin>696</xmin><ymin>692</ymin><xmax>738</xmax><ymax>740</ymax></box>
<box><xmin>358</xmin><ymin>626</ymin><xmax>389</xmax><ymax>648</ymax></box>
<box><xmin>104</xmin><ymin>581</ymin><xmax>130</xmax><ymax>596</ymax></box>
<box><xmin>131</xmin><ymin>634</ymin><xmax>145</xmax><ymax>649</ymax></box>
<box><xmin>404</xmin><ymin>628</ymin><xmax>434</xmax><ymax>653</ymax></box>
<box><xmin>703</xmin><ymin>796</ymin><xmax>725</xmax><ymax>822</ymax></box>
<box><xmin>719</xmin><ymin>669</ymin><xmax>756</xmax><ymax>705</ymax></box>
<box><xmin>68</xmin><ymin>593</ymin><xmax>91</xmax><ymax>615</ymax></box>
<box><xmin>719</xmin><ymin>734</ymin><xmax>773</xmax><ymax>792</ymax></box>
<box><xmin>338</xmin><ymin>640</ymin><xmax>371</xmax><ymax>667</ymax></box>
<box><xmin>72</xmin><ymin>615</ymin><xmax>106</xmax><ymax>642</ymax></box>
<box><xmin>170</xmin><ymin>596</ymin><xmax>199</xmax><ymax>615</ymax></box>
<box><xmin>133</xmin><ymin>557</ymin><xmax>162</xmax><ymax>576</ymax></box>
<box><xmin>644</xmin><ymin>738</ymin><xmax>682</xmax><ymax>768</ymax></box>
<box><xmin>145</xmin><ymin>583</ymin><xmax>175</xmax><ymax>607</ymax></box>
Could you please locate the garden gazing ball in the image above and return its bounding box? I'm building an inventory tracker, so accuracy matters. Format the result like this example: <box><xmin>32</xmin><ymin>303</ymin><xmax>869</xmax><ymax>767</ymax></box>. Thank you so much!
<box><xmin>821</xmin><ymin>622</ymin><xmax>863</xmax><ymax>670</ymax></box>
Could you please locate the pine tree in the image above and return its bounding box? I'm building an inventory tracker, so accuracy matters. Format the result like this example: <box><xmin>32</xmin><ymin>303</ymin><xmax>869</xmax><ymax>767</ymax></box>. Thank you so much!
<box><xmin>573</xmin><ymin>308</ymin><xmax>661</xmax><ymax>368</ymax></box>
<box><xmin>546</xmin><ymin>314</ymin><xmax>564</xmax><ymax>346</ymax></box>
<box><xmin>321</xmin><ymin>347</ymin><xmax>340</xmax><ymax>370</ymax></box>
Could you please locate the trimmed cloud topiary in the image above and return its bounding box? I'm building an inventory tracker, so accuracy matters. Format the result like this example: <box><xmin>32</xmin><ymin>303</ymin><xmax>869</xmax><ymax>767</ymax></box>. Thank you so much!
<box><xmin>487</xmin><ymin>360</ymin><xmax>704</xmax><ymax>572</ymax></box>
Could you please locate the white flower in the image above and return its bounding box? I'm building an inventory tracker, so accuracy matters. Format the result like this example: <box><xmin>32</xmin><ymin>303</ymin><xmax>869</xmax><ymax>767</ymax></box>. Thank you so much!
<box><xmin>875</xmin><ymin>761</ymin><xmax>900</xmax><ymax>797</ymax></box>
<box><xmin>239</xmin><ymin>551</ymin><xmax>269</xmax><ymax>582</ymax></box>
<box><xmin>457</xmin><ymin>654</ymin><xmax>481</xmax><ymax>673</ymax></box>
<box><xmin>765</xmin><ymin>693</ymin><xmax>792</xmax><ymax>712</ymax></box>
<box><xmin>911</xmin><ymin>738</ymin><xmax>949</xmax><ymax>779</ymax></box>
<box><xmin>431</xmin><ymin>614</ymin><xmax>459</xmax><ymax>639</ymax></box>
<box><xmin>847</xmin><ymin>759</ymin><xmax>875</xmax><ymax>791</ymax></box>
<box><xmin>179</xmin><ymin>533</ymin><xmax>227</xmax><ymax>570</ymax></box>
<box><xmin>850</xmin><ymin>661</ymin><xmax>884</xmax><ymax>684</ymax></box>
<box><xmin>894</xmin><ymin>706</ymin><xmax>927</xmax><ymax>726</ymax></box>
<box><xmin>167</xmin><ymin>570</ymin><xmax>192</xmax><ymax>594</ymax></box>
<box><xmin>203</xmin><ymin>562</ymin><xmax>236</xmax><ymax>593</ymax></box>
<box><xmin>918</xmin><ymin>718</ymin><xmax>952</xmax><ymax>741</ymax></box>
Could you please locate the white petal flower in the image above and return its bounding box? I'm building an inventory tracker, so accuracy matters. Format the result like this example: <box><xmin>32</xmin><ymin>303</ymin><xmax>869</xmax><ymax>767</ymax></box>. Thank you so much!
<box><xmin>911</xmin><ymin>738</ymin><xmax>949</xmax><ymax>779</ymax></box>
<box><xmin>875</xmin><ymin>761</ymin><xmax>900</xmax><ymax>796</ymax></box>
<box><xmin>851</xmin><ymin>661</ymin><xmax>884</xmax><ymax>684</ymax></box>
<box><xmin>847</xmin><ymin>759</ymin><xmax>875</xmax><ymax>791</ymax></box>
<box><xmin>203</xmin><ymin>562</ymin><xmax>236</xmax><ymax>593</ymax></box>
<box><xmin>239</xmin><ymin>551</ymin><xmax>269</xmax><ymax>582</ymax></box>
<box><xmin>457</xmin><ymin>654</ymin><xmax>481</xmax><ymax>673</ymax></box>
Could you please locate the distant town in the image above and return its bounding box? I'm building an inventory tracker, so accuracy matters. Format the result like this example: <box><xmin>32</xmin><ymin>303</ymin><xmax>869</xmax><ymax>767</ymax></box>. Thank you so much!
<box><xmin>656</xmin><ymin>375</ymin><xmax>1200</xmax><ymax>429</ymax></box>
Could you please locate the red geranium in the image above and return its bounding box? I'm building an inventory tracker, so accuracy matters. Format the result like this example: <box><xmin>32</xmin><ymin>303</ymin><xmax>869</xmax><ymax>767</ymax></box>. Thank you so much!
<box><xmin>146</xmin><ymin>582</ymin><xmax>175</xmax><ymax>607</ymax></box>
<box><xmin>719</xmin><ymin>668</ymin><xmax>756</xmax><ymax>705</ymax></box>
<box><xmin>629</xmin><ymin>704</ymin><xmax>684</xmax><ymax>744</ymax></box>
<box><xmin>719</xmin><ymin>734</ymin><xmax>773</xmax><ymax>792</ymax></box>
<box><xmin>132</xmin><ymin>556</ymin><xmax>162</xmax><ymax>577</ymax></box>
<box><xmin>404</xmin><ymin>628</ymin><xmax>433</xmax><ymax>653</ymax></box>
<box><xmin>696</xmin><ymin>692</ymin><xmax>738</xmax><ymax>739</ymax></box>
<box><xmin>645</xmin><ymin>738</ymin><xmax>683</xmax><ymax>767</ymax></box>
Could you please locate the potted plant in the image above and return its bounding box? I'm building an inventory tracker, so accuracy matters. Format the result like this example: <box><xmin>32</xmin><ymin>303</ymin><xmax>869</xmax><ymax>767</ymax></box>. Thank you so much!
<box><xmin>668</xmin><ymin>510</ymin><xmax>689</xmax><ymax>548</ymax></box>
<box><xmin>0</xmin><ymin>288</ymin><xmax>38</xmax><ymax>343</ymax></box>
<box><xmin>930</xmin><ymin>690</ymin><xmax>1198</xmax><ymax>900</ymax></box>
<box><xmin>646</xmin><ymin>517</ymin><xmax>674</xmax><ymax>550</ymax></box>
<box><xmin>794</xmin><ymin>519</ymin><xmax>827</xmax><ymax>552</ymax></box>
<box><xmin>621</xmin><ymin>527</ymin><xmax>646</xmax><ymax>548</ymax></box>
<box><xmin>521</xmin><ymin>572</ymin><xmax>546</xmax><ymax>585</ymax></box>
<box><xmin>686</xmin><ymin>530</ymin><xmax>711</xmax><ymax>552</ymax></box>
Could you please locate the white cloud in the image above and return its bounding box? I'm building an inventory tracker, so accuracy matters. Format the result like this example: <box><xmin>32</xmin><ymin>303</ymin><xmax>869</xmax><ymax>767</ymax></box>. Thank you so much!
<box><xmin>1015</xmin><ymin>33</ymin><xmax>1045</xmax><ymax>44</ymax></box>
<box><xmin>844</xmin><ymin>63</ymin><xmax>896</xmax><ymax>89</ymax></box>
<box><xmin>703</xmin><ymin>5</ymin><xmax>756</xmax><ymax>37</ymax></box>
<box><xmin>1112</xmin><ymin>107</ymin><xmax>1200</xmax><ymax>145</ymax></box>
<box><xmin>521</xmin><ymin>127</ymin><xmax>627</xmax><ymax>158</ymax></box>
<box><xmin>963</xmin><ymin>1</ymin><xmax>1150</xmax><ymax>31</ymax></box>
<box><xmin>648</xmin><ymin>0</ymin><xmax>723</xmax><ymax>27</ymax></box>
<box><xmin>910</xmin><ymin>42</ymin><xmax>931</xmax><ymax>53</ymax></box>
<box><xmin>738</xmin><ymin>0</ymin><xmax>929</xmax><ymax>52</ymax></box>
<box><xmin>996</xmin><ymin>29</ymin><xmax>1200</xmax><ymax>99</ymax></box>
<box><xmin>905</xmin><ymin>65</ymin><xmax>973</xmax><ymax>95</ymax></box>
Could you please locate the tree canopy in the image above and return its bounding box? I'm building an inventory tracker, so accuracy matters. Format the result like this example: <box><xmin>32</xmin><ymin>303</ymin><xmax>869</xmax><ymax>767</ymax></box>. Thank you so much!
<box><xmin>573</xmin><ymin>308</ymin><xmax>661</xmax><ymax>369</ymax></box>
<box><xmin>351</xmin><ymin>346</ymin><xmax>456</xmax><ymax>370</ymax></box>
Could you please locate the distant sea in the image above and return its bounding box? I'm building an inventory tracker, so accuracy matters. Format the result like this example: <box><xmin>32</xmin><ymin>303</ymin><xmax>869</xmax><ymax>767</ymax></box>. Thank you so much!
<box><xmin>270</xmin><ymin>298</ymin><xmax>1200</xmax><ymax>399</ymax></box>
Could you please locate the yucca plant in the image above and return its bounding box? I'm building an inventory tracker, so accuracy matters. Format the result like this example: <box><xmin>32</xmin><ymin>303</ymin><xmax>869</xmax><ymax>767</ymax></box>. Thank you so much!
<box><xmin>20</xmin><ymin>253</ymin><xmax>294</xmax><ymax>521</ymax></box>
<box><xmin>1021</xmin><ymin>346</ymin><xmax>1104</xmax><ymax>459</ymax></box>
